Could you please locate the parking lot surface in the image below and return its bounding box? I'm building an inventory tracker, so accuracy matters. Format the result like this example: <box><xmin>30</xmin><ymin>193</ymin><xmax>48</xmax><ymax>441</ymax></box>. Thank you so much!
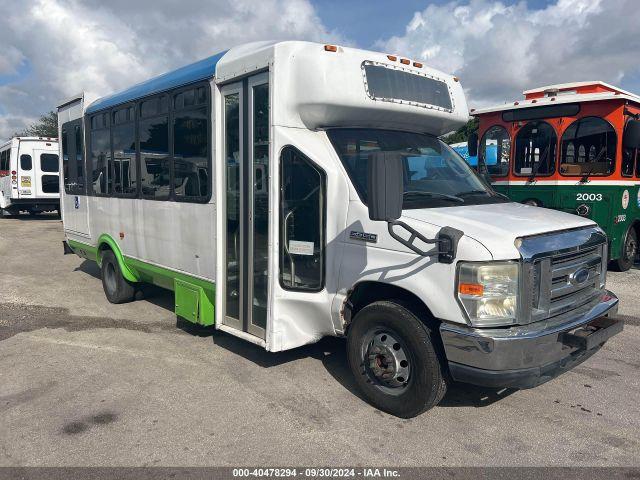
<box><xmin>1</xmin><ymin>216</ymin><xmax>639</xmax><ymax>467</ymax></box>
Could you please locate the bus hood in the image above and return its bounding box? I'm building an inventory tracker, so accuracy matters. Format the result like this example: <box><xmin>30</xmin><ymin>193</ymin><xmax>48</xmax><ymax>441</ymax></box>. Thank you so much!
<box><xmin>402</xmin><ymin>202</ymin><xmax>596</xmax><ymax>260</ymax></box>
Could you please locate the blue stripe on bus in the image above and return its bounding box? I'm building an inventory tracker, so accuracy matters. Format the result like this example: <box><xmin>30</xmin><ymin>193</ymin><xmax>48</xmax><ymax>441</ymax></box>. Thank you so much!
<box><xmin>85</xmin><ymin>50</ymin><xmax>228</xmax><ymax>115</ymax></box>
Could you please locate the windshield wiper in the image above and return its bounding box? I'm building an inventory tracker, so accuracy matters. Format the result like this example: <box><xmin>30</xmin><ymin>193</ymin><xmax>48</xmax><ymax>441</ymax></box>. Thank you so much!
<box><xmin>457</xmin><ymin>189</ymin><xmax>490</xmax><ymax>197</ymax></box>
<box><xmin>403</xmin><ymin>191</ymin><xmax>464</xmax><ymax>203</ymax></box>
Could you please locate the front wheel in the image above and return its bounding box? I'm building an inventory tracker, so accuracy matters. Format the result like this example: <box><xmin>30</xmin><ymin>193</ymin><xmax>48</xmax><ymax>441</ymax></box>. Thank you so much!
<box><xmin>347</xmin><ymin>301</ymin><xmax>447</xmax><ymax>418</ymax></box>
<box><xmin>101</xmin><ymin>250</ymin><xmax>136</xmax><ymax>303</ymax></box>
<box><xmin>611</xmin><ymin>228</ymin><xmax>637</xmax><ymax>272</ymax></box>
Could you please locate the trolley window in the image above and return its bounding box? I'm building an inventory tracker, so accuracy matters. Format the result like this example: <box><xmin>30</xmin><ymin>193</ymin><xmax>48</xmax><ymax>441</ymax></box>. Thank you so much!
<box><xmin>514</xmin><ymin>121</ymin><xmax>557</xmax><ymax>177</ymax></box>
<box><xmin>560</xmin><ymin>117</ymin><xmax>616</xmax><ymax>177</ymax></box>
<box><xmin>479</xmin><ymin>125</ymin><xmax>510</xmax><ymax>177</ymax></box>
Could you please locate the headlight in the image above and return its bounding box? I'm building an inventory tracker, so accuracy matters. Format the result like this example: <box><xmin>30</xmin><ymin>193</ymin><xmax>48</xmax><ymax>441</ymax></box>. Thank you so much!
<box><xmin>456</xmin><ymin>261</ymin><xmax>519</xmax><ymax>327</ymax></box>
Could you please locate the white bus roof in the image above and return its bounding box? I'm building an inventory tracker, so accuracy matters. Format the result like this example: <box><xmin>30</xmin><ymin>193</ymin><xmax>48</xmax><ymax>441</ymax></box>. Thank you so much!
<box><xmin>0</xmin><ymin>137</ymin><xmax>58</xmax><ymax>149</ymax></box>
<box><xmin>81</xmin><ymin>41</ymin><xmax>468</xmax><ymax>136</ymax></box>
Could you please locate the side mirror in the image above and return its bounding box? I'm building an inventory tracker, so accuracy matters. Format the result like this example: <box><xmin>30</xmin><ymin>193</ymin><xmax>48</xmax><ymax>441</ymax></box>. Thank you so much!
<box><xmin>367</xmin><ymin>152</ymin><xmax>403</xmax><ymax>221</ymax></box>
<box><xmin>467</xmin><ymin>131</ymin><xmax>478</xmax><ymax>157</ymax></box>
<box><xmin>624</xmin><ymin>120</ymin><xmax>640</xmax><ymax>149</ymax></box>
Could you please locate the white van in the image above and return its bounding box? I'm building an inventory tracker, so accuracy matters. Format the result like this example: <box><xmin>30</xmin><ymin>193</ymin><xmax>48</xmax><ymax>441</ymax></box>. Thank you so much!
<box><xmin>58</xmin><ymin>41</ymin><xmax>622</xmax><ymax>417</ymax></box>
<box><xmin>0</xmin><ymin>137</ymin><xmax>60</xmax><ymax>216</ymax></box>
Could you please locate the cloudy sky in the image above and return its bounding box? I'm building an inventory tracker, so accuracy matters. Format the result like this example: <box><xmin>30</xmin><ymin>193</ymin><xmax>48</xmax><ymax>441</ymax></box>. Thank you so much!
<box><xmin>1</xmin><ymin>0</ymin><xmax>638</xmax><ymax>138</ymax></box>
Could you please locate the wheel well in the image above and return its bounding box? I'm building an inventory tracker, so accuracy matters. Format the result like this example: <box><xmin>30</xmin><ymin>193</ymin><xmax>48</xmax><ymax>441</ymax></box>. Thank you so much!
<box><xmin>344</xmin><ymin>281</ymin><xmax>439</xmax><ymax>332</ymax></box>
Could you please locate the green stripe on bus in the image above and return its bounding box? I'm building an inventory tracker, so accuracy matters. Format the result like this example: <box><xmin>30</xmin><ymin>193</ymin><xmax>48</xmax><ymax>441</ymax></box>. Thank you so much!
<box><xmin>67</xmin><ymin>239</ymin><xmax>215</xmax><ymax>326</ymax></box>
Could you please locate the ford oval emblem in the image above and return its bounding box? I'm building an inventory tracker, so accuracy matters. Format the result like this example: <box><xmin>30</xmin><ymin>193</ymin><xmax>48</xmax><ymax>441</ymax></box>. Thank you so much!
<box><xmin>569</xmin><ymin>267</ymin><xmax>590</xmax><ymax>285</ymax></box>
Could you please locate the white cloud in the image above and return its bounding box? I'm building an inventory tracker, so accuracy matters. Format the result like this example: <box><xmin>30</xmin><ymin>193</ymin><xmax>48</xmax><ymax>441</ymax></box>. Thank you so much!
<box><xmin>379</xmin><ymin>0</ymin><xmax>640</xmax><ymax>109</ymax></box>
<box><xmin>0</xmin><ymin>0</ymin><xmax>340</xmax><ymax>138</ymax></box>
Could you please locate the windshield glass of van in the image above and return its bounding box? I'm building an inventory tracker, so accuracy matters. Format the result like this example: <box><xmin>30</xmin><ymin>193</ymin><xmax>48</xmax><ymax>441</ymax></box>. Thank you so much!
<box><xmin>328</xmin><ymin>129</ymin><xmax>507</xmax><ymax>209</ymax></box>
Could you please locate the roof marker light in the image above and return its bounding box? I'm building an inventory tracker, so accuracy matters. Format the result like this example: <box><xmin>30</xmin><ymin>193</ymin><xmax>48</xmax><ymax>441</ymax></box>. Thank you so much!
<box><xmin>514</xmin><ymin>101</ymin><xmax>519</xmax><ymax>105</ymax></box>
<box><xmin>413</xmin><ymin>61</ymin><xmax>423</xmax><ymax>68</ymax></box>
<box><xmin>453</xmin><ymin>77</ymin><xmax>459</xmax><ymax>82</ymax></box>
<box><xmin>324</xmin><ymin>45</ymin><xmax>338</xmax><ymax>52</ymax></box>
<box><xmin>387</xmin><ymin>55</ymin><xmax>397</xmax><ymax>61</ymax></box>
<box><xmin>400</xmin><ymin>58</ymin><xmax>410</xmax><ymax>65</ymax></box>
<box><xmin>532</xmin><ymin>99</ymin><xmax>537</xmax><ymax>103</ymax></box>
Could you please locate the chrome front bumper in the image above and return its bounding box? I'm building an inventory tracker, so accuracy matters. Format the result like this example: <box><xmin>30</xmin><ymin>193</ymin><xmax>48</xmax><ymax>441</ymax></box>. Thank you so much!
<box><xmin>440</xmin><ymin>291</ymin><xmax>621</xmax><ymax>389</ymax></box>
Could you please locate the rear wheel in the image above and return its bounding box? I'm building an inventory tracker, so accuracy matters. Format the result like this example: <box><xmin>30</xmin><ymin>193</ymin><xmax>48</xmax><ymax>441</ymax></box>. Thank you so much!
<box><xmin>611</xmin><ymin>228</ymin><xmax>637</xmax><ymax>272</ymax></box>
<box><xmin>101</xmin><ymin>250</ymin><xmax>136</xmax><ymax>303</ymax></box>
<box><xmin>347</xmin><ymin>301</ymin><xmax>447</xmax><ymax>418</ymax></box>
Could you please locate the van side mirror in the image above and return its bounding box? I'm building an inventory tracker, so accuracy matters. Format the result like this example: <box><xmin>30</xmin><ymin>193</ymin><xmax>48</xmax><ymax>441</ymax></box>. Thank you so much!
<box><xmin>624</xmin><ymin>120</ymin><xmax>640</xmax><ymax>149</ymax></box>
<box><xmin>467</xmin><ymin>131</ymin><xmax>478</xmax><ymax>157</ymax></box>
<box><xmin>367</xmin><ymin>152</ymin><xmax>403</xmax><ymax>222</ymax></box>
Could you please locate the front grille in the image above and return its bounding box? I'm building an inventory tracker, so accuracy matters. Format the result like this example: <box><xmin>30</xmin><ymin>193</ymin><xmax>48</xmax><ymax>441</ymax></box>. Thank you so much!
<box><xmin>517</xmin><ymin>226</ymin><xmax>607</xmax><ymax>324</ymax></box>
<box><xmin>548</xmin><ymin>245</ymin><xmax>603</xmax><ymax>317</ymax></box>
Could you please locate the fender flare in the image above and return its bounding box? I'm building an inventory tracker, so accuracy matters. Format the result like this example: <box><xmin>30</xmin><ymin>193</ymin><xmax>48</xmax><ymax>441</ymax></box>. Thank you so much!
<box><xmin>96</xmin><ymin>234</ymin><xmax>139</xmax><ymax>283</ymax></box>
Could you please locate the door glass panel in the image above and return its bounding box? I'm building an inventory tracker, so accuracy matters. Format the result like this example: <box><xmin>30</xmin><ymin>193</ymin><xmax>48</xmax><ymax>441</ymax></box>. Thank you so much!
<box><xmin>40</xmin><ymin>153</ymin><xmax>59</xmax><ymax>172</ymax></box>
<box><xmin>225</xmin><ymin>93</ymin><xmax>241</xmax><ymax>321</ymax></box>
<box><xmin>280</xmin><ymin>147</ymin><xmax>325</xmax><ymax>290</ymax></box>
<box><xmin>251</xmin><ymin>83</ymin><xmax>269</xmax><ymax>330</ymax></box>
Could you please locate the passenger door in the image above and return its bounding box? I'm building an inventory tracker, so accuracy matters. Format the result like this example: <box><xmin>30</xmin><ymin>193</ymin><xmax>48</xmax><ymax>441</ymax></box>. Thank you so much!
<box><xmin>220</xmin><ymin>73</ymin><xmax>270</xmax><ymax>340</ymax></box>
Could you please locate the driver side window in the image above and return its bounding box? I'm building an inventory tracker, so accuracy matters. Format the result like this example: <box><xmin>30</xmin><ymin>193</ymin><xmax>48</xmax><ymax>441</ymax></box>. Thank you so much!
<box><xmin>280</xmin><ymin>146</ymin><xmax>326</xmax><ymax>291</ymax></box>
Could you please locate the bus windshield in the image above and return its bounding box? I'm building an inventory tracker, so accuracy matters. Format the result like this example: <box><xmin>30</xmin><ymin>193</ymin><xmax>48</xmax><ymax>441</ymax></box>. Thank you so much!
<box><xmin>328</xmin><ymin>128</ymin><xmax>507</xmax><ymax>209</ymax></box>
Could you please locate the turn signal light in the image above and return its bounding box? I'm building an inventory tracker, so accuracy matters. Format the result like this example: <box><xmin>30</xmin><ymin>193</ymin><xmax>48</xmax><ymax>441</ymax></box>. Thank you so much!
<box><xmin>459</xmin><ymin>283</ymin><xmax>484</xmax><ymax>296</ymax></box>
<box><xmin>11</xmin><ymin>170</ymin><xmax>16</xmax><ymax>175</ymax></box>
<box><xmin>324</xmin><ymin>45</ymin><xmax>337</xmax><ymax>52</ymax></box>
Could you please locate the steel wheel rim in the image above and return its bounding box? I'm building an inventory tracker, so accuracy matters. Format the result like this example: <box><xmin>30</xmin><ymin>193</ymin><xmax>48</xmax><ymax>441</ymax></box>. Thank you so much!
<box><xmin>360</xmin><ymin>327</ymin><xmax>411</xmax><ymax>395</ymax></box>
<box><xmin>625</xmin><ymin>234</ymin><xmax>637</xmax><ymax>263</ymax></box>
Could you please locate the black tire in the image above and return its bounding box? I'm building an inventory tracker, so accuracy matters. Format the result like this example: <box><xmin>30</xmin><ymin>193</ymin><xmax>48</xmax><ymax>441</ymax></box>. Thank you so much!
<box><xmin>347</xmin><ymin>301</ymin><xmax>447</xmax><ymax>418</ymax></box>
<box><xmin>101</xmin><ymin>250</ymin><xmax>136</xmax><ymax>304</ymax></box>
<box><xmin>611</xmin><ymin>228</ymin><xmax>637</xmax><ymax>272</ymax></box>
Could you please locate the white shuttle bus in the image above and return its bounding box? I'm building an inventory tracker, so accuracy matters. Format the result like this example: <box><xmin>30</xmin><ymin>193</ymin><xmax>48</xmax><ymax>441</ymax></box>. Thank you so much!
<box><xmin>58</xmin><ymin>41</ymin><xmax>622</xmax><ymax>417</ymax></box>
<box><xmin>0</xmin><ymin>137</ymin><xmax>60</xmax><ymax>216</ymax></box>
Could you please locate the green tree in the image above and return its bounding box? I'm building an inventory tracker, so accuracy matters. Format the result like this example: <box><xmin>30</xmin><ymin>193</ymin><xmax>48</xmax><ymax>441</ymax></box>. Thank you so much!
<box><xmin>17</xmin><ymin>111</ymin><xmax>58</xmax><ymax>138</ymax></box>
<box><xmin>443</xmin><ymin>117</ymin><xmax>478</xmax><ymax>145</ymax></box>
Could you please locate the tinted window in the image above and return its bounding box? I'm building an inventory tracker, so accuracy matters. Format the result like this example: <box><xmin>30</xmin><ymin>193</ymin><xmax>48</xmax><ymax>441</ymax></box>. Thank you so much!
<box><xmin>622</xmin><ymin>146</ymin><xmax>635</xmax><ymax>177</ymax></box>
<box><xmin>140</xmin><ymin>96</ymin><xmax>168</xmax><ymax>118</ymax></box>
<box><xmin>112</xmin><ymin>123</ymin><xmax>137</xmax><ymax>195</ymax></box>
<box><xmin>514</xmin><ymin>121</ymin><xmax>557</xmax><ymax>176</ymax></box>
<box><xmin>363</xmin><ymin>63</ymin><xmax>452</xmax><ymax>110</ymax></box>
<box><xmin>280</xmin><ymin>147</ymin><xmax>325</xmax><ymax>291</ymax></box>
<box><xmin>41</xmin><ymin>153</ymin><xmax>59</xmax><ymax>172</ymax></box>
<box><xmin>20</xmin><ymin>154</ymin><xmax>32</xmax><ymax>171</ymax></box>
<box><xmin>90</xmin><ymin>128</ymin><xmax>111</xmax><ymax>194</ymax></box>
<box><xmin>91</xmin><ymin>113</ymin><xmax>109</xmax><ymax>129</ymax></box>
<box><xmin>174</xmin><ymin>87</ymin><xmax>207</xmax><ymax>110</ymax></box>
<box><xmin>63</xmin><ymin>121</ymin><xmax>86</xmax><ymax>195</ymax></box>
<box><xmin>0</xmin><ymin>149</ymin><xmax>7</xmax><ymax>172</ymax></box>
<box><xmin>139</xmin><ymin>115</ymin><xmax>170</xmax><ymax>199</ymax></box>
<box><xmin>42</xmin><ymin>175</ymin><xmax>59</xmax><ymax>193</ymax></box>
<box><xmin>74</xmin><ymin>124</ymin><xmax>85</xmax><ymax>192</ymax></box>
<box><xmin>560</xmin><ymin>117</ymin><xmax>616</xmax><ymax>177</ymax></box>
<box><xmin>173</xmin><ymin>108</ymin><xmax>208</xmax><ymax>199</ymax></box>
<box><xmin>480</xmin><ymin>125</ymin><xmax>510</xmax><ymax>177</ymax></box>
<box><xmin>502</xmin><ymin>104</ymin><xmax>580</xmax><ymax>122</ymax></box>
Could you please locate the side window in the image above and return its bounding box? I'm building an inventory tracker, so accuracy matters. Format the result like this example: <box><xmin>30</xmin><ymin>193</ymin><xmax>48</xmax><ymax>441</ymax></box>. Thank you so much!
<box><xmin>139</xmin><ymin>102</ymin><xmax>170</xmax><ymax>200</ymax></box>
<box><xmin>479</xmin><ymin>125</ymin><xmax>510</xmax><ymax>177</ymax></box>
<box><xmin>173</xmin><ymin>85</ymin><xmax>210</xmax><ymax>201</ymax></box>
<box><xmin>20</xmin><ymin>154</ymin><xmax>32</xmax><ymax>171</ymax></box>
<box><xmin>514</xmin><ymin>121</ymin><xmax>557</xmax><ymax>176</ymax></box>
<box><xmin>62</xmin><ymin>120</ymin><xmax>85</xmax><ymax>194</ymax></box>
<box><xmin>90</xmin><ymin>113</ymin><xmax>111</xmax><ymax>195</ymax></box>
<box><xmin>40</xmin><ymin>153</ymin><xmax>59</xmax><ymax>172</ymax></box>
<box><xmin>74</xmin><ymin>124</ymin><xmax>85</xmax><ymax>192</ymax></box>
<box><xmin>622</xmin><ymin>146</ymin><xmax>635</xmax><ymax>177</ymax></box>
<box><xmin>112</xmin><ymin>105</ymin><xmax>137</xmax><ymax>196</ymax></box>
<box><xmin>0</xmin><ymin>150</ymin><xmax>7</xmax><ymax>173</ymax></box>
<box><xmin>560</xmin><ymin>117</ymin><xmax>616</xmax><ymax>176</ymax></box>
<box><xmin>279</xmin><ymin>146</ymin><xmax>326</xmax><ymax>291</ymax></box>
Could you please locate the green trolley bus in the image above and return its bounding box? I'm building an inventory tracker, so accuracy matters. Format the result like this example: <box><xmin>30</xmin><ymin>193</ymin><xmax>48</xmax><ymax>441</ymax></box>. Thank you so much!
<box><xmin>469</xmin><ymin>81</ymin><xmax>640</xmax><ymax>271</ymax></box>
